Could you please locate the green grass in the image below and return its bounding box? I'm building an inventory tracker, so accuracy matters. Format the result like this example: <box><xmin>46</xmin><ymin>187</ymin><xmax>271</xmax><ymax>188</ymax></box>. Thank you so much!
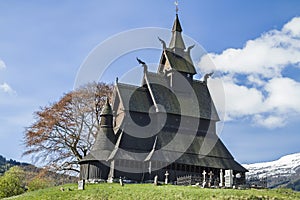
<box><xmin>7</xmin><ymin>183</ymin><xmax>300</xmax><ymax>200</ymax></box>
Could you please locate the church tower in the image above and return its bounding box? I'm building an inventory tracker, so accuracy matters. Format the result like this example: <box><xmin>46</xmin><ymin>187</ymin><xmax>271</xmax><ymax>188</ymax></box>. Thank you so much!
<box><xmin>79</xmin><ymin>98</ymin><xmax>115</xmax><ymax>181</ymax></box>
<box><xmin>158</xmin><ymin>14</ymin><xmax>196</xmax><ymax>91</ymax></box>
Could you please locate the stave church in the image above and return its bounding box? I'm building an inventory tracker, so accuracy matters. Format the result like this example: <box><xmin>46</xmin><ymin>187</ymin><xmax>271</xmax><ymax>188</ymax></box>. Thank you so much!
<box><xmin>79</xmin><ymin>12</ymin><xmax>247</xmax><ymax>186</ymax></box>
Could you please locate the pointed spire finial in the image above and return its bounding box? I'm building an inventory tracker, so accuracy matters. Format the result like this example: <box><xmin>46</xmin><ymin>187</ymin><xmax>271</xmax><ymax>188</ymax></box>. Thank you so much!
<box><xmin>101</xmin><ymin>96</ymin><xmax>113</xmax><ymax>116</ymax></box>
<box><xmin>175</xmin><ymin>0</ymin><xmax>179</xmax><ymax>14</ymax></box>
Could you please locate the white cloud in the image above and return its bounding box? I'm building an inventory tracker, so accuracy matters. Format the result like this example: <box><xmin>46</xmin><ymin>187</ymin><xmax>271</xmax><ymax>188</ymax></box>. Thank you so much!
<box><xmin>282</xmin><ymin>17</ymin><xmax>300</xmax><ymax>38</ymax></box>
<box><xmin>202</xmin><ymin>17</ymin><xmax>300</xmax><ymax>129</ymax></box>
<box><xmin>208</xmin><ymin>77</ymin><xmax>264</xmax><ymax>120</ymax></box>
<box><xmin>247</xmin><ymin>75</ymin><xmax>266</xmax><ymax>87</ymax></box>
<box><xmin>264</xmin><ymin>77</ymin><xmax>300</xmax><ymax>113</ymax></box>
<box><xmin>0</xmin><ymin>82</ymin><xmax>16</xmax><ymax>95</ymax></box>
<box><xmin>199</xmin><ymin>17</ymin><xmax>300</xmax><ymax>77</ymax></box>
<box><xmin>0</xmin><ymin>59</ymin><xmax>6</xmax><ymax>70</ymax></box>
<box><xmin>253</xmin><ymin>114</ymin><xmax>287</xmax><ymax>129</ymax></box>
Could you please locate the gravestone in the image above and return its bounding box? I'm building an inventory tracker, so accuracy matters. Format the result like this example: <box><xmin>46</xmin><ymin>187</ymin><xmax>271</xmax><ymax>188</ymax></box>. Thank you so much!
<box><xmin>78</xmin><ymin>180</ymin><xmax>85</xmax><ymax>190</ymax></box>
<box><xmin>225</xmin><ymin>169</ymin><xmax>233</xmax><ymax>187</ymax></box>
<box><xmin>165</xmin><ymin>171</ymin><xmax>169</xmax><ymax>184</ymax></box>
<box><xmin>202</xmin><ymin>170</ymin><xmax>207</xmax><ymax>187</ymax></box>
<box><xmin>119</xmin><ymin>177</ymin><xmax>124</xmax><ymax>186</ymax></box>
<box><xmin>154</xmin><ymin>175</ymin><xmax>158</xmax><ymax>186</ymax></box>
<box><xmin>219</xmin><ymin>169</ymin><xmax>224</xmax><ymax>187</ymax></box>
<box><xmin>208</xmin><ymin>171</ymin><xmax>214</xmax><ymax>187</ymax></box>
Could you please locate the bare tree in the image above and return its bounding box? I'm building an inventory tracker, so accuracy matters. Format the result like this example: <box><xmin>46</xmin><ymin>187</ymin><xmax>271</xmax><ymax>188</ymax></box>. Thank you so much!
<box><xmin>23</xmin><ymin>82</ymin><xmax>113</xmax><ymax>173</ymax></box>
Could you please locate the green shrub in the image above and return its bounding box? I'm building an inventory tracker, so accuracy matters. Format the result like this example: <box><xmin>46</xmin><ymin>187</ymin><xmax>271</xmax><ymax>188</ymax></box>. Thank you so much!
<box><xmin>0</xmin><ymin>166</ymin><xmax>25</xmax><ymax>198</ymax></box>
<box><xmin>28</xmin><ymin>177</ymin><xmax>52</xmax><ymax>191</ymax></box>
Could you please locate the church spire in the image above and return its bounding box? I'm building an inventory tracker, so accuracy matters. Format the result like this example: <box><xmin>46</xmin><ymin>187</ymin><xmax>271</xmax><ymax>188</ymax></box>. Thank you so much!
<box><xmin>100</xmin><ymin>97</ymin><xmax>113</xmax><ymax>128</ymax></box>
<box><xmin>169</xmin><ymin>14</ymin><xmax>186</xmax><ymax>52</ymax></box>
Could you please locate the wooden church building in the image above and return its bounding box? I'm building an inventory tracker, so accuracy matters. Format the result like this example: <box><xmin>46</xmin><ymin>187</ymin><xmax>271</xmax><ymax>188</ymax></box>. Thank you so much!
<box><xmin>79</xmin><ymin>13</ymin><xmax>247</xmax><ymax>185</ymax></box>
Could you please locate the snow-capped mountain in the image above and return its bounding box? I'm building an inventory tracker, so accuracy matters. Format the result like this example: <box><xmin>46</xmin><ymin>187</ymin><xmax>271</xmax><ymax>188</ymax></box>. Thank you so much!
<box><xmin>243</xmin><ymin>152</ymin><xmax>300</xmax><ymax>179</ymax></box>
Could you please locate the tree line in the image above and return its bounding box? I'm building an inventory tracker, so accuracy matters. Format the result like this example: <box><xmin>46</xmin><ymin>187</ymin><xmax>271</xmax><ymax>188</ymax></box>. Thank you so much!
<box><xmin>0</xmin><ymin>155</ymin><xmax>29</xmax><ymax>175</ymax></box>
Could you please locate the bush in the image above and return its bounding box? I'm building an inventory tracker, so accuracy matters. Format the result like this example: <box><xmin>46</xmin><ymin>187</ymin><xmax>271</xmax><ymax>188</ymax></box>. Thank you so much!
<box><xmin>28</xmin><ymin>177</ymin><xmax>52</xmax><ymax>191</ymax></box>
<box><xmin>0</xmin><ymin>166</ymin><xmax>25</xmax><ymax>198</ymax></box>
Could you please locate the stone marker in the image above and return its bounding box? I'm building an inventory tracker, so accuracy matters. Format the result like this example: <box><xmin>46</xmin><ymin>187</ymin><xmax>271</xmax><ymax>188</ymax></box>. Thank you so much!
<box><xmin>219</xmin><ymin>169</ymin><xmax>224</xmax><ymax>187</ymax></box>
<box><xmin>154</xmin><ymin>175</ymin><xmax>158</xmax><ymax>186</ymax></box>
<box><xmin>225</xmin><ymin>169</ymin><xmax>233</xmax><ymax>187</ymax></box>
<box><xmin>78</xmin><ymin>180</ymin><xmax>85</xmax><ymax>190</ymax></box>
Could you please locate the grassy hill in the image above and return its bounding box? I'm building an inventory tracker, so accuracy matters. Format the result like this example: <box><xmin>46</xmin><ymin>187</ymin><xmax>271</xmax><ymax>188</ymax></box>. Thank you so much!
<box><xmin>8</xmin><ymin>183</ymin><xmax>300</xmax><ymax>200</ymax></box>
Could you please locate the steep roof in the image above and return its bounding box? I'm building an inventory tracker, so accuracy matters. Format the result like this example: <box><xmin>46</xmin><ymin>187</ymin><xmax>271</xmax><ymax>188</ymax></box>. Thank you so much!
<box><xmin>115</xmin><ymin>83</ymin><xmax>154</xmax><ymax>113</ymax></box>
<box><xmin>115</xmin><ymin>75</ymin><xmax>219</xmax><ymax>121</ymax></box>
<box><xmin>164</xmin><ymin>50</ymin><xmax>197</xmax><ymax>74</ymax></box>
<box><xmin>108</xmin><ymin>127</ymin><xmax>247</xmax><ymax>172</ymax></box>
<box><xmin>143</xmin><ymin>129</ymin><xmax>247</xmax><ymax>172</ymax></box>
<box><xmin>169</xmin><ymin>14</ymin><xmax>185</xmax><ymax>50</ymax></box>
<box><xmin>79</xmin><ymin>100</ymin><xmax>115</xmax><ymax>163</ymax></box>
<box><xmin>79</xmin><ymin>126</ymin><xmax>115</xmax><ymax>163</ymax></box>
<box><xmin>129</xmin><ymin>72</ymin><xmax>219</xmax><ymax>120</ymax></box>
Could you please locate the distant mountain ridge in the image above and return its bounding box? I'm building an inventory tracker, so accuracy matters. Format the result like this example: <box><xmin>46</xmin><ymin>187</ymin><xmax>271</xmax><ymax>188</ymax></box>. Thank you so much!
<box><xmin>0</xmin><ymin>154</ymin><xmax>30</xmax><ymax>175</ymax></box>
<box><xmin>243</xmin><ymin>152</ymin><xmax>300</xmax><ymax>190</ymax></box>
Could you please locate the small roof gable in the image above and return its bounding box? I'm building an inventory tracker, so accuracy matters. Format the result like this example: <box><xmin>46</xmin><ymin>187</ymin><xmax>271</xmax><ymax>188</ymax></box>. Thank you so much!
<box><xmin>157</xmin><ymin>50</ymin><xmax>197</xmax><ymax>75</ymax></box>
<box><xmin>115</xmin><ymin>83</ymin><xmax>154</xmax><ymax>113</ymax></box>
<box><xmin>165</xmin><ymin>50</ymin><xmax>196</xmax><ymax>74</ymax></box>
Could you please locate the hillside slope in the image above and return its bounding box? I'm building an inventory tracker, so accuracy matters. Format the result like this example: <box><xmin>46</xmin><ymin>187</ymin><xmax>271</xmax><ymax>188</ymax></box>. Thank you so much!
<box><xmin>243</xmin><ymin>152</ymin><xmax>300</xmax><ymax>190</ymax></box>
<box><xmin>10</xmin><ymin>183</ymin><xmax>300</xmax><ymax>200</ymax></box>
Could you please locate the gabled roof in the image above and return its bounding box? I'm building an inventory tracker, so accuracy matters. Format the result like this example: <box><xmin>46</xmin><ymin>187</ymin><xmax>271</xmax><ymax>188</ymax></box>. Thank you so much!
<box><xmin>143</xmin><ymin>72</ymin><xmax>219</xmax><ymax>120</ymax></box>
<box><xmin>115</xmin><ymin>73</ymin><xmax>219</xmax><ymax>121</ymax></box>
<box><xmin>115</xmin><ymin>83</ymin><xmax>154</xmax><ymax>113</ymax></box>
<box><xmin>163</xmin><ymin>50</ymin><xmax>197</xmax><ymax>74</ymax></box>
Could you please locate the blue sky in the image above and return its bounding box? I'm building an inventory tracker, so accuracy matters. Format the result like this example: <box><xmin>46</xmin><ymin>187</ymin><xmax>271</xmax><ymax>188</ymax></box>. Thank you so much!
<box><xmin>0</xmin><ymin>0</ymin><xmax>300</xmax><ymax>164</ymax></box>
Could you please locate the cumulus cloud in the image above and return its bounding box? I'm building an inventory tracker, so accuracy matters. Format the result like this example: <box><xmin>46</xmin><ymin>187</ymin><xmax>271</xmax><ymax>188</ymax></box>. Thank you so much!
<box><xmin>0</xmin><ymin>82</ymin><xmax>16</xmax><ymax>94</ymax></box>
<box><xmin>253</xmin><ymin>114</ymin><xmax>287</xmax><ymax>129</ymax></box>
<box><xmin>201</xmin><ymin>17</ymin><xmax>300</xmax><ymax>128</ymax></box>
<box><xmin>264</xmin><ymin>77</ymin><xmax>300</xmax><ymax>113</ymax></box>
<box><xmin>199</xmin><ymin>17</ymin><xmax>300</xmax><ymax>77</ymax></box>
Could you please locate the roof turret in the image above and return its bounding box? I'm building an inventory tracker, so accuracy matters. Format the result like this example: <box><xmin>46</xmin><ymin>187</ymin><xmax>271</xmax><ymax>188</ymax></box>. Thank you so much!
<box><xmin>100</xmin><ymin>98</ymin><xmax>113</xmax><ymax>116</ymax></box>
<box><xmin>169</xmin><ymin>14</ymin><xmax>186</xmax><ymax>51</ymax></box>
